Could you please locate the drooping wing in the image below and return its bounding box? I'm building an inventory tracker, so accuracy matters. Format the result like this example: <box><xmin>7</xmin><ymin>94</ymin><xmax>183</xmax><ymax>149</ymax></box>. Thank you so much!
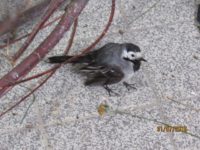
<box><xmin>82</xmin><ymin>65</ymin><xmax>124</xmax><ymax>86</ymax></box>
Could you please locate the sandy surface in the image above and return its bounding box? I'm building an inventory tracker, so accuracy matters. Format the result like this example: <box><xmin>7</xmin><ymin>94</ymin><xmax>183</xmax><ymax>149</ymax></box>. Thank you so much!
<box><xmin>0</xmin><ymin>0</ymin><xmax>200</xmax><ymax>149</ymax></box>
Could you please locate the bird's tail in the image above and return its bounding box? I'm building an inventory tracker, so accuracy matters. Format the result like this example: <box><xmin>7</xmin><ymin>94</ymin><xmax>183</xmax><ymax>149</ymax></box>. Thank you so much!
<box><xmin>47</xmin><ymin>55</ymin><xmax>73</xmax><ymax>63</ymax></box>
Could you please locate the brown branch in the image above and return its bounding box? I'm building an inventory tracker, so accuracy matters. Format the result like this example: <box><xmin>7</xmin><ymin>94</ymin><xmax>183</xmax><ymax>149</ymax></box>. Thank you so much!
<box><xmin>0</xmin><ymin>71</ymin><xmax>55</xmax><ymax>118</ymax></box>
<box><xmin>0</xmin><ymin>14</ymin><xmax>63</xmax><ymax>49</ymax></box>
<box><xmin>12</xmin><ymin>0</ymin><xmax>66</xmax><ymax>61</ymax></box>
<box><xmin>0</xmin><ymin>18</ymin><xmax>78</xmax><ymax>118</ymax></box>
<box><xmin>61</xmin><ymin>0</ymin><xmax>115</xmax><ymax>63</ymax></box>
<box><xmin>0</xmin><ymin>0</ymin><xmax>89</xmax><ymax>99</ymax></box>
<box><xmin>81</xmin><ymin>0</ymin><xmax>115</xmax><ymax>53</ymax></box>
<box><xmin>0</xmin><ymin>0</ymin><xmax>51</xmax><ymax>39</ymax></box>
<box><xmin>1</xmin><ymin>0</ymin><xmax>115</xmax><ymax>89</ymax></box>
<box><xmin>0</xmin><ymin>0</ymin><xmax>116</xmax><ymax>116</ymax></box>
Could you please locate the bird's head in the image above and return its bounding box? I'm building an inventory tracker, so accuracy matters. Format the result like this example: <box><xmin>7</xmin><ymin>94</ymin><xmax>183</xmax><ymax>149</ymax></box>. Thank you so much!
<box><xmin>122</xmin><ymin>43</ymin><xmax>146</xmax><ymax>63</ymax></box>
<box><xmin>122</xmin><ymin>43</ymin><xmax>147</xmax><ymax>72</ymax></box>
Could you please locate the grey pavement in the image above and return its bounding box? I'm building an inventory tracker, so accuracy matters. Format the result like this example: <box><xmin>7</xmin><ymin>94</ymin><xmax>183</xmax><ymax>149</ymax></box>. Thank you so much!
<box><xmin>0</xmin><ymin>0</ymin><xmax>200</xmax><ymax>149</ymax></box>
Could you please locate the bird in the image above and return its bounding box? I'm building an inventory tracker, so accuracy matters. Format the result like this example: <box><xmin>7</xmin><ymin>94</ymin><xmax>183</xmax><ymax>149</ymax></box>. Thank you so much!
<box><xmin>47</xmin><ymin>43</ymin><xmax>146</xmax><ymax>95</ymax></box>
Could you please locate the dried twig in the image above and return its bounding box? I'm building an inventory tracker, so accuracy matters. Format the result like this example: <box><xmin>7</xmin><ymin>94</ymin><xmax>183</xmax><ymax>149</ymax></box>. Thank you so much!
<box><xmin>0</xmin><ymin>14</ymin><xmax>63</xmax><ymax>49</ymax></box>
<box><xmin>0</xmin><ymin>71</ymin><xmax>54</xmax><ymax>117</ymax></box>
<box><xmin>0</xmin><ymin>0</ymin><xmax>115</xmax><ymax>89</ymax></box>
<box><xmin>0</xmin><ymin>18</ymin><xmax>78</xmax><ymax>118</ymax></box>
<box><xmin>12</xmin><ymin>0</ymin><xmax>66</xmax><ymax>61</ymax></box>
<box><xmin>81</xmin><ymin>0</ymin><xmax>115</xmax><ymax>53</ymax></box>
<box><xmin>0</xmin><ymin>0</ymin><xmax>51</xmax><ymax>40</ymax></box>
<box><xmin>0</xmin><ymin>0</ymin><xmax>89</xmax><ymax>98</ymax></box>
<box><xmin>97</xmin><ymin>103</ymin><xmax>200</xmax><ymax>140</ymax></box>
<box><xmin>0</xmin><ymin>0</ymin><xmax>115</xmax><ymax>116</ymax></box>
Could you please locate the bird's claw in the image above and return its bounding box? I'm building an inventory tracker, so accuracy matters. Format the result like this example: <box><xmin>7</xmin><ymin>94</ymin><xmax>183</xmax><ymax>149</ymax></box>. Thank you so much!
<box><xmin>103</xmin><ymin>85</ymin><xmax>119</xmax><ymax>96</ymax></box>
<box><xmin>123</xmin><ymin>82</ymin><xmax>136</xmax><ymax>91</ymax></box>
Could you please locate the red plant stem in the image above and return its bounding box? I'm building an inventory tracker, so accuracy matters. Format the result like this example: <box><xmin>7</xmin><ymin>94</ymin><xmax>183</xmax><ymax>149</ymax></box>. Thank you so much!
<box><xmin>0</xmin><ymin>0</ymin><xmax>89</xmax><ymax>99</ymax></box>
<box><xmin>7</xmin><ymin>19</ymin><xmax>78</xmax><ymax>87</ymax></box>
<box><xmin>1</xmin><ymin>0</ymin><xmax>115</xmax><ymax>88</ymax></box>
<box><xmin>0</xmin><ymin>17</ymin><xmax>78</xmax><ymax>88</ymax></box>
<box><xmin>12</xmin><ymin>0</ymin><xmax>66</xmax><ymax>61</ymax></box>
<box><xmin>0</xmin><ymin>34</ymin><xmax>28</xmax><ymax>49</ymax></box>
<box><xmin>42</xmin><ymin>15</ymin><xmax>63</xmax><ymax>29</ymax></box>
<box><xmin>0</xmin><ymin>0</ymin><xmax>51</xmax><ymax>38</ymax></box>
<box><xmin>64</xmin><ymin>20</ymin><xmax>78</xmax><ymax>54</ymax></box>
<box><xmin>0</xmin><ymin>0</ymin><xmax>116</xmax><ymax>117</ymax></box>
<box><xmin>62</xmin><ymin>0</ymin><xmax>115</xmax><ymax>64</ymax></box>
<box><xmin>0</xmin><ymin>71</ymin><xmax>55</xmax><ymax>118</ymax></box>
<box><xmin>81</xmin><ymin>0</ymin><xmax>115</xmax><ymax>53</ymax></box>
<box><xmin>0</xmin><ymin>18</ymin><xmax>78</xmax><ymax>118</ymax></box>
<box><xmin>8</xmin><ymin>67</ymin><xmax>58</xmax><ymax>86</ymax></box>
<box><xmin>0</xmin><ymin>15</ymin><xmax>63</xmax><ymax>49</ymax></box>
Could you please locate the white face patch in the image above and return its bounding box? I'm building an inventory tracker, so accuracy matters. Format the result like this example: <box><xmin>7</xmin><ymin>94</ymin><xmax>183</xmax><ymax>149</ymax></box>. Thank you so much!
<box><xmin>122</xmin><ymin>49</ymin><xmax>142</xmax><ymax>61</ymax></box>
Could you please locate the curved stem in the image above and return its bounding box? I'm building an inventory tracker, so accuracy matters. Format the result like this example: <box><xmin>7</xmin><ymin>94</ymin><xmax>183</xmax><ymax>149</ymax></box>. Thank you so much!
<box><xmin>0</xmin><ymin>18</ymin><xmax>78</xmax><ymax>118</ymax></box>
<box><xmin>0</xmin><ymin>15</ymin><xmax>63</xmax><ymax>49</ymax></box>
<box><xmin>0</xmin><ymin>0</ymin><xmax>89</xmax><ymax>99</ymax></box>
<box><xmin>81</xmin><ymin>0</ymin><xmax>115</xmax><ymax>53</ymax></box>
<box><xmin>0</xmin><ymin>0</ymin><xmax>115</xmax><ymax>89</ymax></box>
<box><xmin>12</xmin><ymin>0</ymin><xmax>66</xmax><ymax>61</ymax></box>
<box><xmin>0</xmin><ymin>71</ymin><xmax>55</xmax><ymax>118</ymax></box>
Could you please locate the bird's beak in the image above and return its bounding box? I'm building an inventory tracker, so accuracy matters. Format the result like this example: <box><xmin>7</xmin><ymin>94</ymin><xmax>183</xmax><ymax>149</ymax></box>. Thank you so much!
<box><xmin>139</xmin><ymin>57</ymin><xmax>147</xmax><ymax>62</ymax></box>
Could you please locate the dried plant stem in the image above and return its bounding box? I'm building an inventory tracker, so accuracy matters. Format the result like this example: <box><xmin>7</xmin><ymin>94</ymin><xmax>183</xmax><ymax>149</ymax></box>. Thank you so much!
<box><xmin>119</xmin><ymin>111</ymin><xmax>200</xmax><ymax>140</ymax></box>
<box><xmin>1</xmin><ymin>0</ymin><xmax>115</xmax><ymax>89</ymax></box>
<box><xmin>0</xmin><ymin>15</ymin><xmax>63</xmax><ymax>49</ymax></box>
<box><xmin>0</xmin><ymin>18</ymin><xmax>78</xmax><ymax>118</ymax></box>
<box><xmin>0</xmin><ymin>72</ymin><xmax>54</xmax><ymax>118</ymax></box>
<box><xmin>0</xmin><ymin>0</ymin><xmax>89</xmax><ymax>99</ymax></box>
<box><xmin>0</xmin><ymin>0</ymin><xmax>116</xmax><ymax>116</ymax></box>
<box><xmin>12</xmin><ymin>0</ymin><xmax>66</xmax><ymax>61</ymax></box>
<box><xmin>20</xmin><ymin>93</ymin><xmax>36</xmax><ymax>124</ymax></box>
<box><xmin>81</xmin><ymin>0</ymin><xmax>115</xmax><ymax>53</ymax></box>
<box><xmin>0</xmin><ymin>0</ymin><xmax>51</xmax><ymax>39</ymax></box>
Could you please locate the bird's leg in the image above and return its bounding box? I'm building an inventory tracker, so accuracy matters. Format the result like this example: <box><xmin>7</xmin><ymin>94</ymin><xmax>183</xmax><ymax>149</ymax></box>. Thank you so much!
<box><xmin>103</xmin><ymin>84</ymin><xmax>119</xmax><ymax>96</ymax></box>
<box><xmin>123</xmin><ymin>82</ymin><xmax>136</xmax><ymax>91</ymax></box>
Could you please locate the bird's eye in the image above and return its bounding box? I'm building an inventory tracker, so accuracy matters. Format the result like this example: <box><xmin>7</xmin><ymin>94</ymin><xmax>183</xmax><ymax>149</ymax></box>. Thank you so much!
<box><xmin>131</xmin><ymin>54</ymin><xmax>135</xmax><ymax>57</ymax></box>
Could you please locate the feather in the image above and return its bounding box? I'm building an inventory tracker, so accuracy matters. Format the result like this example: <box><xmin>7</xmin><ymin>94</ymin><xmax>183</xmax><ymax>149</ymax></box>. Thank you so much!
<box><xmin>47</xmin><ymin>56</ymin><xmax>72</xmax><ymax>63</ymax></box>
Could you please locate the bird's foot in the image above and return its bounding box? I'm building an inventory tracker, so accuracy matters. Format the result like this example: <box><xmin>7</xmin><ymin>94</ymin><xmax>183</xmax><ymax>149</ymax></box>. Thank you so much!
<box><xmin>123</xmin><ymin>82</ymin><xmax>137</xmax><ymax>91</ymax></box>
<box><xmin>103</xmin><ymin>85</ymin><xmax>119</xmax><ymax>96</ymax></box>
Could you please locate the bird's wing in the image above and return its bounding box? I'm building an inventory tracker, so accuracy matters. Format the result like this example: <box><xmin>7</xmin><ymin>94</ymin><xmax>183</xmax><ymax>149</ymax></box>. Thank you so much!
<box><xmin>47</xmin><ymin>55</ymin><xmax>72</xmax><ymax>63</ymax></box>
<box><xmin>75</xmin><ymin>43</ymin><xmax>119</xmax><ymax>63</ymax></box>
<box><xmin>47</xmin><ymin>43</ymin><xmax>119</xmax><ymax>64</ymax></box>
<box><xmin>83</xmin><ymin>65</ymin><xmax>124</xmax><ymax>86</ymax></box>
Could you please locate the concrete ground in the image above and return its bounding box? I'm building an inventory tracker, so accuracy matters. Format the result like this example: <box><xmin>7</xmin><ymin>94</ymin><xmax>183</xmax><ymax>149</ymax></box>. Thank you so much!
<box><xmin>0</xmin><ymin>0</ymin><xmax>200</xmax><ymax>149</ymax></box>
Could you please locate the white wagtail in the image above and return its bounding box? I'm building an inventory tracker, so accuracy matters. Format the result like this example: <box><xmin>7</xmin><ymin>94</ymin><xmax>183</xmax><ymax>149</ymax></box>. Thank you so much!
<box><xmin>47</xmin><ymin>43</ymin><xmax>146</xmax><ymax>95</ymax></box>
